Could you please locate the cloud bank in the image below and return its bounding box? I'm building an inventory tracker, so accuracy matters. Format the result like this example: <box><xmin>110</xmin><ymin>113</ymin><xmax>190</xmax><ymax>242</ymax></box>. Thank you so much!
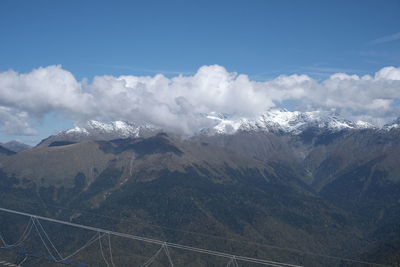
<box><xmin>0</xmin><ymin>65</ymin><xmax>399</xmax><ymax>135</ymax></box>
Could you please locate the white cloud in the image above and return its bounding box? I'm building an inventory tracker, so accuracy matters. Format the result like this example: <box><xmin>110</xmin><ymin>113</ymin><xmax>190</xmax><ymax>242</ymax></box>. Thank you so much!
<box><xmin>375</xmin><ymin>66</ymin><xmax>400</xmax><ymax>80</ymax></box>
<box><xmin>369</xmin><ymin>32</ymin><xmax>400</xmax><ymax>45</ymax></box>
<box><xmin>0</xmin><ymin>64</ymin><xmax>399</xmax><ymax>135</ymax></box>
<box><xmin>0</xmin><ymin>65</ymin><xmax>91</xmax><ymax>117</ymax></box>
<box><xmin>0</xmin><ymin>107</ymin><xmax>36</xmax><ymax>135</ymax></box>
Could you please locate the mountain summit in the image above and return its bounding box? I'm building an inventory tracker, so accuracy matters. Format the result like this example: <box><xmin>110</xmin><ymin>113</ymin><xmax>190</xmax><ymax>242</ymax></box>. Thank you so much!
<box><xmin>205</xmin><ymin>109</ymin><xmax>375</xmax><ymax>135</ymax></box>
<box><xmin>0</xmin><ymin>141</ymin><xmax>31</xmax><ymax>152</ymax></box>
<box><xmin>65</xmin><ymin>120</ymin><xmax>146</xmax><ymax>138</ymax></box>
<box><xmin>37</xmin><ymin>120</ymin><xmax>158</xmax><ymax>147</ymax></box>
<box><xmin>383</xmin><ymin>117</ymin><xmax>400</xmax><ymax>131</ymax></box>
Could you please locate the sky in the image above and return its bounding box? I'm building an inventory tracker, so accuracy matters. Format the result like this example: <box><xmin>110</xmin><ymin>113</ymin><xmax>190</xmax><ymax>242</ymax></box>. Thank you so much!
<box><xmin>0</xmin><ymin>0</ymin><xmax>399</xmax><ymax>145</ymax></box>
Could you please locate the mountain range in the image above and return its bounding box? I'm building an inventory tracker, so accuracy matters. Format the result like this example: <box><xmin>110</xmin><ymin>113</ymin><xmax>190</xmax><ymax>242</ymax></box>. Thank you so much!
<box><xmin>38</xmin><ymin>109</ymin><xmax>397</xmax><ymax>146</ymax></box>
<box><xmin>0</xmin><ymin>109</ymin><xmax>399</xmax><ymax>266</ymax></box>
<box><xmin>0</xmin><ymin>141</ymin><xmax>31</xmax><ymax>153</ymax></box>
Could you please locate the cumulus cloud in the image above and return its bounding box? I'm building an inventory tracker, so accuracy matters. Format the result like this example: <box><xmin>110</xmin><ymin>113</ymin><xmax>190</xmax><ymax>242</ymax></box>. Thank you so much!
<box><xmin>0</xmin><ymin>107</ymin><xmax>36</xmax><ymax>135</ymax></box>
<box><xmin>0</xmin><ymin>65</ymin><xmax>92</xmax><ymax>117</ymax></box>
<box><xmin>0</xmin><ymin>64</ymin><xmax>399</xmax><ymax>135</ymax></box>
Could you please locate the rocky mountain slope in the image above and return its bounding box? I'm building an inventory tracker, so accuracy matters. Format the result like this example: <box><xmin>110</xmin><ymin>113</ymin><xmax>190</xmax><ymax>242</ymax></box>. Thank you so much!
<box><xmin>0</xmin><ymin>145</ymin><xmax>15</xmax><ymax>156</ymax></box>
<box><xmin>0</xmin><ymin>134</ymin><xmax>358</xmax><ymax>266</ymax></box>
<box><xmin>0</xmin><ymin>111</ymin><xmax>399</xmax><ymax>266</ymax></box>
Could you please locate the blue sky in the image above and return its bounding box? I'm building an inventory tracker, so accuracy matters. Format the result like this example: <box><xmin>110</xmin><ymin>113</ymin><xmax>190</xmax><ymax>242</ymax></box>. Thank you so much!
<box><xmin>0</xmin><ymin>0</ymin><xmax>400</xmax><ymax>145</ymax></box>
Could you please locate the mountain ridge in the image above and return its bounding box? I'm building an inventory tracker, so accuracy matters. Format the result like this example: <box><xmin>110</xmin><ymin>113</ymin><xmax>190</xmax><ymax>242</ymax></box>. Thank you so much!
<box><xmin>37</xmin><ymin>109</ymin><xmax>387</xmax><ymax>147</ymax></box>
<box><xmin>0</xmin><ymin>141</ymin><xmax>31</xmax><ymax>152</ymax></box>
<box><xmin>0</xmin><ymin>145</ymin><xmax>15</xmax><ymax>156</ymax></box>
<box><xmin>204</xmin><ymin>109</ymin><xmax>376</xmax><ymax>136</ymax></box>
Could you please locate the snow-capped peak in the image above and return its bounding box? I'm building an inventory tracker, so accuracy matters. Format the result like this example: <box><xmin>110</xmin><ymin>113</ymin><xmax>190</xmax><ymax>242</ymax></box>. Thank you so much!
<box><xmin>37</xmin><ymin>120</ymin><xmax>161</xmax><ymax>147</ymax></box>
<box><xmin>57</xmin><ymin>120</ymin><xmax>161</xmax><ymax>142</ymax></box>
<box><xmin>354</xmin><ymin>120</ymin><xmax>375</xmax><ymax>129</ymax></box>
<box><xmin>205</xmin><ymin>109</ymin><xmax>375</xmax><ymax>135</ymax></box>
<box><xmin>65</xmin><ymin>120</ymin><xmax>141</xmax><ymax>137</ymax></box>
<box><xmin>89</xmin><ymin>120</ymin><xmax>140</xmax><ymax>137</ymax></box>
<box><xmin>205</xmin><ymin>113</ymin><xmax>243</xmax><ymax>134</ymax></box>
<box><xmin>383</xmin><ymin>117</ymin><xmax>400</xmax><ymax>131</ymax></box>
<box><xmin>65</xmin><ymin>126</ymin><xmax>89</xmax><ymax>135</ymax></box>
<box><xmin>54</xmin><ymin>110</ymin><xmax>378</xmax><ymax>143</ymax></box>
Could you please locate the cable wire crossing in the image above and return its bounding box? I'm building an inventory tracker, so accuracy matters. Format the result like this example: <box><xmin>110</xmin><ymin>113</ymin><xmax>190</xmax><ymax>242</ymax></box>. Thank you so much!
<box><xmin>9</xmin><ymin>200</ymin><xmax>391</xmax><ymax>267</ymax></box>
<box><xmin>0</xmin><ymin>217</ymin><xmax>33</xmax><ymax>250</ymax></box>
<box><xmin>0</xmin><ymin>207</ymin><xmax>302</xmax><ymax>267</ymax></box>
<box><xmin>141</xmin><ymin>245</ymin><xmax>164</xmax><ymax>267</ymax></box>
<box><xmin>99</xmin><ymin>232</ymin><xmax>111</xmax><ymax>267</ymax></box>
<box><xmin>107</xmin><ymin>233</ymin><xmax>116</xmax><ymax>267</ymax></box>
